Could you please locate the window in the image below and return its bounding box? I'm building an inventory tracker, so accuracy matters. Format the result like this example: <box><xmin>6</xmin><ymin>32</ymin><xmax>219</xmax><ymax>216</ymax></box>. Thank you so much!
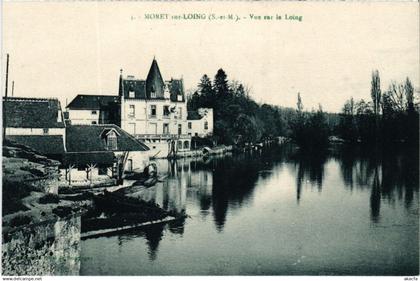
<box><xmin>107</xmin><ymin>132</ymin><xmax>118</xmax><ymax>150</ymax></box>
<box><xmin>129</xmin><ymin>91</ymin><xmax>135</xmax><ymax>98</ymax></box>
<box><xmin>204</xmin><ymin>121</ymin><xmax>208</xmax><ymax>130</ymax></box>
<box><xmin>150</xmin><ymin>105</ymin><xmax>156</xmax><ymax>117</ymax></box>
<box><xmin>177</xmin><ymin>94</ymin><xmax>183</xmax><ymax>102</ymax></box>
<box><xmin>184</xmin><ymin>141</ymin><xmax>189</xmax><ymax>149</ymax></box>
<box><xmin>188</xmin><ymin>122</ymin><xmax>192</xmax><ymax>129</ymax></box>
<box><xmin>92</xmin><ymin>110</ymin><xmax>97</xmax><ymax>115</ymax></box>
<box><xmin>128</xmin><ymin>105</ymin><xmax>135</xmax><ymax>117</ymax></box>
<box><xmin>178</xmin><ymin>108</ymin><xmax>182</xmax><ymax>119</ymax></box>
<box><xmin>163</xmin><ymin>123</ymin><xmax>169</xmax><ymax>134</ymax></box>
<box><xmin>43</xmin><ymin>128</ymin><xmax>49</xmax><ymax>135</ymax></box>
<box><xmin>178</xmin><ymin>124</ymin><xmax>182</xmax><ymax>135</ymax></box>
<box><xmin>163</xmin><ymin>106</ymin><xmax>170</xmax><ymax>117</ymax></box>
<box><xmin>91</xmin><ymin>121</ymin><xmax>97</xmax><ymax>125</ymax></box>
<box><xmin>177</xmin><ymin>141</ymin><xmax>182</xmax><ymax>149</ymax></box>
<box><xmin>151</xmin><ymin>91</ymin><xmax>157</xmax><ymax>98</ymax></box>
<box><xmin>128</xmin><ymin>123</ymin><xmax>136</xmax><ymax>135</ymax></box>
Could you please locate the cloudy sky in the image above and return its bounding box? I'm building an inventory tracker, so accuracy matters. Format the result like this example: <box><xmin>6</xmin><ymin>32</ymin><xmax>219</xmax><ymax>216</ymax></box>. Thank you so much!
<box><xmin>3</xmin><ymin>1</ymin><xmax>419</xmax><ymax>112</ymax></box>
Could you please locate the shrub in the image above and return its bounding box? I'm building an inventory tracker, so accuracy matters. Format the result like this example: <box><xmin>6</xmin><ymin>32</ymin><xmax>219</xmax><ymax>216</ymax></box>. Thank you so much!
<box><xmin>38</xmin><ymin>193</ymin><xmax>60</xmax><ymax>204</ymax></box>
<box><xmin>9</xmin><ymin>215</ymin><xmax>32</xmax><ymax>227</ymax></box>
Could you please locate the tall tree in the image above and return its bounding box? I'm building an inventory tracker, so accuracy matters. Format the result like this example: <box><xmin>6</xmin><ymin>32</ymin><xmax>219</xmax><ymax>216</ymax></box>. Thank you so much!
<box><xmin>370</xmin><ymin>70</ymin><xmax>382</xmax><ymax>143</ymax></box>
<box><xmin>371</xmin><ymin>70</ymin><xmax>382</xmax><ymax>116</ymax></box>
<box><xmin>197</xmin><ymin>74</ymin><xmax>214</xmax><ymax>108</ymax></box>
<box><xmin>214</xmin><ymin>69</ymin><xmax>229</xmax><ymax>99</ymax></box>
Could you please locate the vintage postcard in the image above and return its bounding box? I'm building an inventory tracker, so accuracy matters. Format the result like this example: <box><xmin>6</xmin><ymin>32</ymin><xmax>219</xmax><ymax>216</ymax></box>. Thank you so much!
<box><xmin>1</xmin><ymin>0</ymin><xmax>419</xmax><ymax>279</ymax></box>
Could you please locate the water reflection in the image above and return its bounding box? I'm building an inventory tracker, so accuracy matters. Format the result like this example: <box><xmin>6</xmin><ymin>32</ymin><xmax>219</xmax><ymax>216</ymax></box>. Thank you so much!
<box><xmin>150</xmin><ymin>144</ymin><xmax>419</xmax><ymax>228</ymax></box>
<box><xmin>81</xmin><ymin>144</ymin><xmax>418</xmax><ymax>275</ymax></box>
<box><xmin>332</xmin><ymin>145</ymin><xmax>419</xmax><ymax>223</ymax></box>
<box><xmin>291</xmin><ymin>150</ymin><xmax>328</xmax><ymax>203</ymax></box>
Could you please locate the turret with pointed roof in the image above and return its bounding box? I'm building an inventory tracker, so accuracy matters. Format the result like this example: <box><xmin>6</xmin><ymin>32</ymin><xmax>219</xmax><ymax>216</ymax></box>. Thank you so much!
<box><xmin>117</xmin><ymin>58</ymin><xmax>185</xmax><ymax>102</ymax></box>
<box><xmin>146</xmin><ymin>58</ymin><xmax>165</xmax><ymax>99</ymax></box>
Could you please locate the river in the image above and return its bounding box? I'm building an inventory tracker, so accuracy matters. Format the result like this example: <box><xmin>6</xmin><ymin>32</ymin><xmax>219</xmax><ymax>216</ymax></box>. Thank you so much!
<box><xmin>80</xmin><ymin>144</ymin><xmax>419</xmax><ymax>275</ymax></box>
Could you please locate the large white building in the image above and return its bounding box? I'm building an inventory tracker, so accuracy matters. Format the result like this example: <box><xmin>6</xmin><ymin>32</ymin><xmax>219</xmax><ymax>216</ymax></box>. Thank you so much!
<box><xmin>66</xmin><ymin>58</ymin><xmax>214</xmax><ymax>158</ymax></box>
<box><xmin>118</xmin><ymin>59</ymin><xmax>191</xmax><ymax>157</ymax></box>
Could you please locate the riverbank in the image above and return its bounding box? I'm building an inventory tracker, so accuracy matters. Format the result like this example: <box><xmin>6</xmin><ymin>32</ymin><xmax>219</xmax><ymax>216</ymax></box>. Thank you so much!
<box><xmin>2</xmin><ymin>140</ymin><xmax>185</xmax><ymax>275</ymax></box>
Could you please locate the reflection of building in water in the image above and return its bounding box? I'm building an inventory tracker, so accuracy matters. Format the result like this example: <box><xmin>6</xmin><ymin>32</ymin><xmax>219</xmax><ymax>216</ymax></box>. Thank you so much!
<box><xmin>134</xmin><ymin>159</ymin><xmax>214</xmax><ymax>215</ymax></box>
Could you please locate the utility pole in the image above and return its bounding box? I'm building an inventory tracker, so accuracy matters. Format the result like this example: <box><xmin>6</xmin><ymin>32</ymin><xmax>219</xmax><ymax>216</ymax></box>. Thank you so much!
<box><xmin>3</xmin><ymin>54</ymin><xmax>10</xmax><ymax>143</ymax></box>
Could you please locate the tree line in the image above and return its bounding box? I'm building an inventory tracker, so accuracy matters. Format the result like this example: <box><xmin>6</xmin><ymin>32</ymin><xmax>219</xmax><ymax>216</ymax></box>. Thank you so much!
<box><xmin>337</xmin><ymin>71</ymin><xmax>418</xmax><ymax>146</ymax></box>
<box><xmin>187</xmin><ymin>68</ymin><xmax>418</xmax><ymax>148</ymax></box>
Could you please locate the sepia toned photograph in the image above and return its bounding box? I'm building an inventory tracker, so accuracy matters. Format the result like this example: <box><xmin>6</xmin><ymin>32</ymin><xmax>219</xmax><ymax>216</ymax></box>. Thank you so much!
<box><xmin>1</xmin><ymin>1</ymin><xmax>419</xmax><ymax>278</ymax></box>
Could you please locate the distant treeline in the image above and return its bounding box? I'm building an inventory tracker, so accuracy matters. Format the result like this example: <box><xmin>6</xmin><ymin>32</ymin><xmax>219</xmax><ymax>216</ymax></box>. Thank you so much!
<box><xmin>336</xmin><ymin>71</ymin><xmax>419</xmax><ymax>146</ymax></box>
<box><xmin>187</xmin><ymin>69</ymin><xmax>418</xmax><ymax>148</ymax></box>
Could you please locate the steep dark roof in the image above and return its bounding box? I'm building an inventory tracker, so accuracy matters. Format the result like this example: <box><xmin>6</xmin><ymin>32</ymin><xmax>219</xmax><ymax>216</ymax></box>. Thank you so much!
<box><xmin>66</xmin><ymin>124</ymin><xmax>149</xmax><ymax>152</ymax></box>
<box><xmin>63</xmin><ymin>152</ymin><xmax>115</xmax><ymax>166</ymax></box>
<box><xmin>146</xmin><ymin>59</ymin><xmax>165</xmax><ymax>98</ymax></box>
<box><xmin>3</xmin><ymin>97</ymin><xmax>65</xmax><ymax>128</ymax></box>
<box><xmin>168</xmin><ymin>79</ymin><xmax>185</xmax><ymax>102</ymax></box>
<box><xmin>120</xmin><ymin>79</ymin><xmax>147</xmax><ymax>99</ymax></box>
<box><xmin>187</xmin><ymin>111</ymin><xmax>202</xmax><ymax>120</ymax></box>
<box><xmin>118</xmin><ymin>59</ymin><xmax>185</xmax><ymax>102</ymax></box>
<box><xmin>66</xmin><ymin>95</ymin><xmax>119</xmax><ymax>110</ymax></box>
<box><xmin>6</xmin><ymin>135</ymin><xmax>65</xmax><ymax>155</ymax></box>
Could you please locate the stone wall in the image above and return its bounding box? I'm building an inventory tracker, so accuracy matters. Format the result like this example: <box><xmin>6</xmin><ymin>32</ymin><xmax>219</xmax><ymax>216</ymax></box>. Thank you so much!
<box><xmin>2</xmin><ymin>215</ymin><xmax>81</xmax><ymax>276</ymax></box>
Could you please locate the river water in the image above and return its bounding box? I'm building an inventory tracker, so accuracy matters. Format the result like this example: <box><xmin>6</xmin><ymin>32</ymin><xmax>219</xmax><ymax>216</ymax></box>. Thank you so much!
<box><xmin>80</xmin><ymin>145</ymin><xmax>419</xmax><ymax>275</ymax></box>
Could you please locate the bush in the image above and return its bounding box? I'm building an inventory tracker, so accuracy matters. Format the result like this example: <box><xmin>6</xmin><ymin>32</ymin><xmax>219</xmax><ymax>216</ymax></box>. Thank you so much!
<box><xmin>2</xmin><ymin>181</ymin><xmax>32</xmax><ymax>215</ymax></box>
<box><xmin>38</xmin><ymin>193</ymin><xmax>60</xmax><ymax>204</ymax></box>
<box><xmin>9</xmin><ymin>215</ymin><xmax>32</xmax><ymax>227</ymax></box>
<box><xmin>52</xmin><ymin>206</ymin><xmax>73</xmax><ymax>218</ymax></box>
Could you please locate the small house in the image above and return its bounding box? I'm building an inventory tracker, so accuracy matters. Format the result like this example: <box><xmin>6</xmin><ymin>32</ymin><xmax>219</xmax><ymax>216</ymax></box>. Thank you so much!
<box><xmin>62</xmin><ymin>124</ymin><xmax>150</xmax><ymax>184</ymax></box>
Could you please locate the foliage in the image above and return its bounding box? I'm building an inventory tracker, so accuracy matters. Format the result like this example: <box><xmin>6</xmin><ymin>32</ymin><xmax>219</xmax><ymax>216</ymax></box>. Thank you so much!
<box><xmin>9</xmin><ymin>215</ymin><xmax>32</xmax><ymax>228</ymax></box>
<box><xmin>2</xmin><ymin>180</ymin><xmax>31</xmax><ymax>215</ymax></box>
<box><xmin>38</xmin><ymin>193</ymin><xmax>60</xmax><ymax>204</ymax></box>
<box><xmin>338</xmin><ymin>72</ymin><xmax>419</xmax><ymax>146</ymax></box>
<box><xmin>187</xmin><ymin>69</ymin><xmax>294</xmax><ymax>145</ymax></box>
<box><xmin>290</xmin><ymin>97</ymin><xmax>330</xmax><ymax>149</ymax></box>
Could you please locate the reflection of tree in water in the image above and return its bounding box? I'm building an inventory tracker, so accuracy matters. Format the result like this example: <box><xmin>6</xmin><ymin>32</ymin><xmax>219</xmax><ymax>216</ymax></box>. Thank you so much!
<box><xmin>290</xmin><ymin>149</ymin><xmax>328</xmax><ymax>204</ymax></box>
<box><xmin>210</xmin><ymin>147</ymin><xmax>286</xmax><ymax>232</ymax></box>
<box><xmin>212</xmin><ymin>154</ymin><xmax>257</xmax><ymax>231</ymax></box>
<box><xmin>336</xmin><ymin>145</ymin><xmax>419</xmax><ymax>223</ymax></box>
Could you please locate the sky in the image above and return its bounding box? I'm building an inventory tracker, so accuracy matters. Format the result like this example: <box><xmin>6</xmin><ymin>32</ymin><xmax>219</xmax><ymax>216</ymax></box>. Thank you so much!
<box><xmin>2</xmin><ymin>1</ymin><xmax>419</xmax><ymax>113</ymax></box>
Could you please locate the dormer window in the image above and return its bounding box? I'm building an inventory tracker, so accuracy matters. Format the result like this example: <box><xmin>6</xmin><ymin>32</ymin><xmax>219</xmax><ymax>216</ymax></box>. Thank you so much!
<box><xmin>129</xmin><ymin>91</ymin><xmax>135</xmax><ymax>98</ymax></box>
<box><xmin>106</xmin><ymin>131</ymin><xmax>118</xmax><ymax>150</ymax></box>
<box><xmin>101</xmin><ymin>128</ymin><xmax>120</xmax><ymax>151</ymax></box>
<box><xmin>177</xmin><ymin>94</ymin><xmax>183</xmax><ymax>102</ymax></box>
<box><xmin>151</xmin><ymin>86</ymin><xmax>157</xmax><ymax>98</ymax></box>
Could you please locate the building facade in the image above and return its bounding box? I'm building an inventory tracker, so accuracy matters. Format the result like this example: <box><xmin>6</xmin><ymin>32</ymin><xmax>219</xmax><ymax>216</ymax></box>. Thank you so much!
<box><xmin>187</xmin><ymin>108</ymin><xmax>214</xmax><ymax>138</ymax></box>
<box><xmin>66</xmin><ymin>95</ymin><xmax>121</xmax><ymax>126</ymax></box>
<box><xmin>65</xmin><ymin>58</ymin><xmax>214</xmax><ymax>158</ymax></box>
<box><xmin>118</xmin><ymin>59</ymin><xmax>191</xmax><ymax>158</ymax></box>
<box><xmin>3</xmin><ymin>97</ymin><xmax>67</xmax><ymax>160</ymax></box>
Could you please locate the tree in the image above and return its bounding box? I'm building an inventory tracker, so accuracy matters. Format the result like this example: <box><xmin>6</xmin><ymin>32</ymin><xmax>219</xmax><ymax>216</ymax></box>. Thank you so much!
<box><xmin>214</xmin><ymin>69</ymin><xmax>229</xmax><ymax>99</ymax></box>
<box><xmin>197</xmin><ymin>74</ymin><xmax>215</xmax><ymax>108</ymax></box>
<box><xmin>370</xmin><ymin>70</ymin><xmax>382</xmax><ymax>116</ymax></box>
